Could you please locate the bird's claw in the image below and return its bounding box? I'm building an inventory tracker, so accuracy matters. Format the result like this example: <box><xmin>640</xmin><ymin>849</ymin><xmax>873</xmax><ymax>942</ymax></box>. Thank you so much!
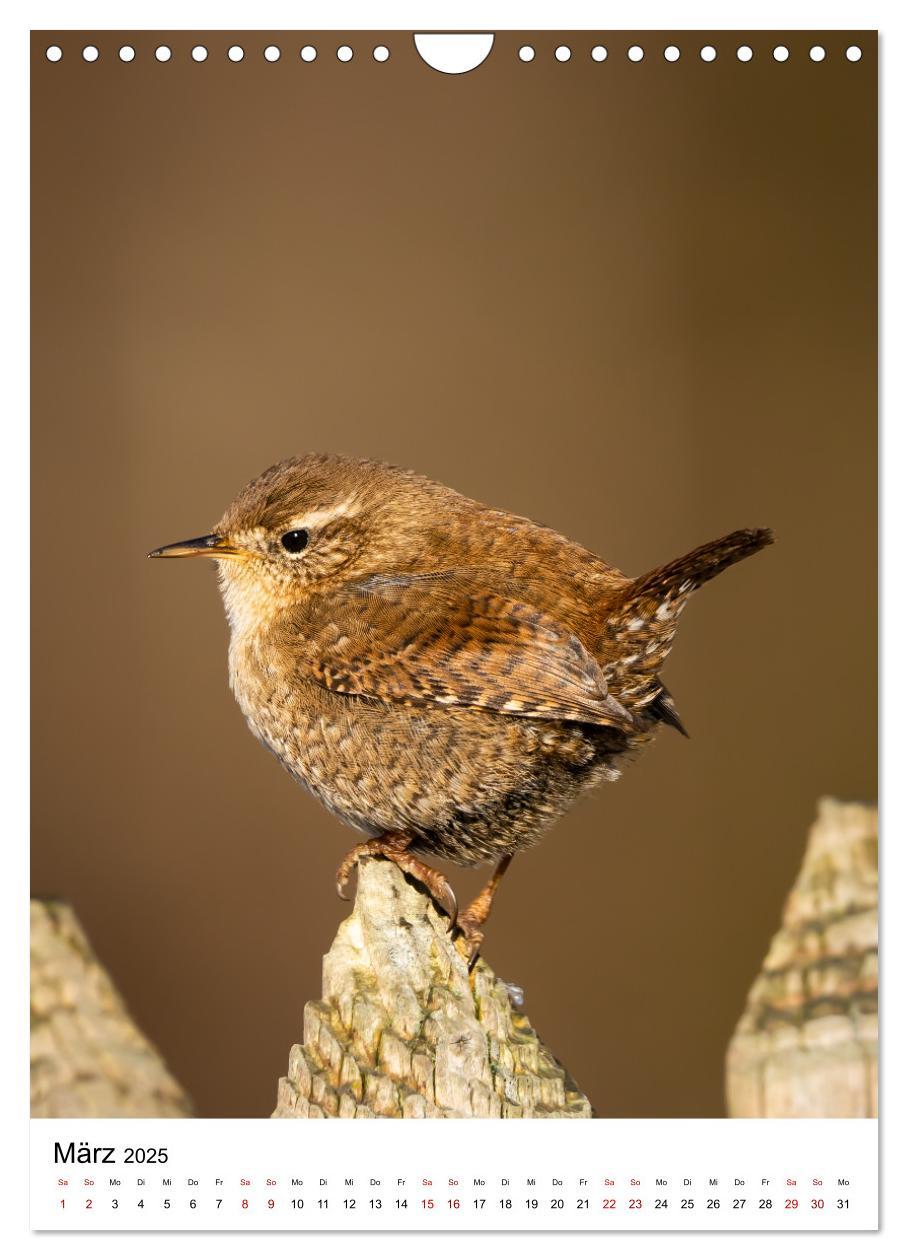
<box><xmin>389</xmin><ymin>850</ymin><xmax>458</xmax><ymax>927</ymax></box>
<box><xmin>335</xmin><ymin>851</ymin><xmax>360</xmax><ymax>901</ymax></box>
<box><xmin>431</xmin><ymin>877</ymin><xmax>459</xmax><ymax>928</ymax></box>
<box><xmin>454</xmin><ymin>913</ymin><xmax>485</xmax><ymax>970</ymax></box>
<box><xmin>405</xmin><ymin>862</ymin><xmax>457</xmax><ymax>927</ymax></box>
<box><xmin>334</xmin><ymin>838</ymin><xmax>458</xmax><ymax>929</ymax></box>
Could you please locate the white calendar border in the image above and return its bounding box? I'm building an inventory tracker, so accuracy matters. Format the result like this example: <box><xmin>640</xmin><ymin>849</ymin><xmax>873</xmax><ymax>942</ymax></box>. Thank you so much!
<box><xmin>3</xmin><ymin>0</ymin><xmax>903</xmax><ymax>1255</ymax></box>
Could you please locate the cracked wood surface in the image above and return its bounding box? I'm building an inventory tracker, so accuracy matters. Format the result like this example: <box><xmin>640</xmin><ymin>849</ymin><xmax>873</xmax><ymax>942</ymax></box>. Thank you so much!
<box><xmin>30</xmin><ymin>900</ymin><xmax>192</xmax><ymax>1118</ymax></box>
<box><xmin>272</xmin><ymin>857</ymin><xmax>592</xmax><ymax>1118</ymax></box>
<box><xmin>726</xmin><ymin>798</ymin><xmax>878</xmax><ymax>1118</ymax></box>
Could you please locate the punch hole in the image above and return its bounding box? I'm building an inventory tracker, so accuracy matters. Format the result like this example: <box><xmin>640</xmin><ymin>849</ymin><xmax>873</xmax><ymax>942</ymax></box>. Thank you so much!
<box><xmin>337</xmin><ymin>45</ymin><xmax>354</xmax><ymax>62</ymax></box>
<box><xmin>300</xmin><ymin>46</ymin><xmax>317</xmax><ymax>63</ymax></box>
<box><xmin>700</xmin><ymin>45</ymin><xmax>717</xmax><ymax>62</ymax></box>
<box><xmin>518</xmin><ymin>45</ymin><xmax>535</xmax><ymax>62</ymax></box>
<box><xmin>119</xmin><ymin>45</ymin><xmax>135</xmax><ymax>62</ymax></box>
<box><xmin>228</xmin><ymin>46</ymin><xmax>245</xmax><ymax>62</ymax></box>
<box><xmin>773</xmin><ymin>46</ymin><xmax>790</xmax><ymax>62</ymax></box>
<box><xmin>414</xmin><ymin>33</ymin><xmax>494</xmax><ymax>74</ymax></box>
<box><xmin>264</xmin><ymin>45</ymin><xmax>281</xmax><ymax>62</ymax></box>
<box><xmin>628</xmin><ymin>45</ymin><xmax>644</xmax><ymax>62</ymax></box>
<box><xmin>45</xmin><ymin>45</ymin><xmax>62</xmax><ymax>62</ymax></box>
<box><xmin>737</xmin><ymin>45</ymin><xmax>753</xmax><ymax>62</ymax></box>
<box><xmin>82</xmin><ymin>45</ymin><xmax>99</xmax><ymax>62</ymax></box>
<box><xmin>664</xmin><ymin>46</ymin><xmax>680</xmax><ymax>62</ymax></box>
<box><xmin>155</xmin><ymin>46</ymin><xmax>172</xmax><ymax>63</ymax></box>
<box><xmin>373</xmin><ymin>46</ymin><xmax>390</xmax><ymax>62</ymax></box>
<box><xmin>555</xmin><ymin>46</ymin><xmax>571</xmax><ymax>63</ymax></box>
<box><xmin>591</xmin><ymin>46</ymin><xmax>607</xmax><ymax>62</ymax></box>
<box><xmin>809</xmin><ymin>46</ymin><xmax>826</xmax><ymax>62</ymax></box>
<box><xmin>192</xmin><ymin>46</ymin><xmax>208</xmax><ymax>62</ymax></box>
<box><xmin>846</xmin><ymin>45</ymin><xmax>862</xmax><ymax>62</ymax></box>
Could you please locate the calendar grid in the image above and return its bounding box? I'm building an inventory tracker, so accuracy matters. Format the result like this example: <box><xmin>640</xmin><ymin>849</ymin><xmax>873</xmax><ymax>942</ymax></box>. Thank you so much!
<box><xmin>31</xmin><ymin>1118</ymin><xmax>878</xmax><ymax>1231</ymax></box>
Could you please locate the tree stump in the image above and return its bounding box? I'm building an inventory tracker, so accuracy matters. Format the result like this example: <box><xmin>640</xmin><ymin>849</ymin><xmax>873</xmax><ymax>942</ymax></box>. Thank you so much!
<box><xmin>272</xmin><ymin>857</ymin><xmax>592</xmax><ymax>1118</ymax></box>
<box><xmin>725</xmin><ymin>798</ymin><xmax>878</xmax><ymax>1118</ymax></box>
<box><xmin>30</xmin><ymin>900</ymin><xmax>192</xmax><ymax>1118</ymax></box>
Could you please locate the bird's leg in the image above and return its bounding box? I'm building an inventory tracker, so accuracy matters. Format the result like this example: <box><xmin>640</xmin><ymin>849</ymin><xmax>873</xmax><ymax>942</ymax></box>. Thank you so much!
<box><xmin>455</xmin><ymin>854</ymin><xmax>513</xmax><ymax>969</ymax></box>
<box><xmin>335</xmin><ymin>830</ymin><xmax>458</xmax><ymax>927</ymax></box>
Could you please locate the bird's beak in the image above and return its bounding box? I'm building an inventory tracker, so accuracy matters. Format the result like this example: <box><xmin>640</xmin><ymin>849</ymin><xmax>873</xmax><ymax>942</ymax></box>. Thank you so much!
<box><xmin>147</xmin><ymin>533</ymin><xmax>243</xmax><ymax>560</ymax></box>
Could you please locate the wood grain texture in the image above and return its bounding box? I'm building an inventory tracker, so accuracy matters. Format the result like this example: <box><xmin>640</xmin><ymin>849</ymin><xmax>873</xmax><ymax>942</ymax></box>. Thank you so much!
<box><xmin>272</xmin><ymin>858</ymin><xmax>592</xmax><ymax>1119</ymax></box>
<box><xmin>725</xmin><ymin>799</ymin><xmax>878</xmax><ymax>1118</ymax></box>
<box><xmin>30</xmin><ymin>901</ymin><xmax>191</xmax><ymax>1118</ymax></box>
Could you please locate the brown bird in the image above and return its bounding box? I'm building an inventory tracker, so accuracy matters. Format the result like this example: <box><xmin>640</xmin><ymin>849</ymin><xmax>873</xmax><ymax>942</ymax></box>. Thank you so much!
<box><xmin>150</xmin><ymin>455</ymin><xmax>772</xmax><ymax>964</ymax></box>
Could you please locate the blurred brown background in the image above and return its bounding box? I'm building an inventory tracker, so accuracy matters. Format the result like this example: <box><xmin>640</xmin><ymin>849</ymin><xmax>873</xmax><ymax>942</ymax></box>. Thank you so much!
<box><xmin>31</xmin><ymin>30</ymin><xmax>876</xmax><ymax>1118</ymax></box>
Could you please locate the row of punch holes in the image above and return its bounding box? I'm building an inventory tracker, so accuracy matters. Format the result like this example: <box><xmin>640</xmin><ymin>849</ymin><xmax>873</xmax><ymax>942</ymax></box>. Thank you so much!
<box><xmin>45</xmin><ymin>41</ymin><xmax>865</xmax><ymax>66</ymax></box>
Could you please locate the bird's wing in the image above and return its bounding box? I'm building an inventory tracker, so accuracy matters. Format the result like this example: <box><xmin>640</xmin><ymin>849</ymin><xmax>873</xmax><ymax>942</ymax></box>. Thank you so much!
<box><xmin>294</xmin><ymin>570</ymin><xmax>636</xmax><ymax>731</ymax></box>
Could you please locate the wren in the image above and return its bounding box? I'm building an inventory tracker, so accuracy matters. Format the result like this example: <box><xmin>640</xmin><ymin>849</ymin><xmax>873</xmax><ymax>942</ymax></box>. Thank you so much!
<box><xmin>150</xmin><ymin>454</ymin><xmax>772</xmax><ymax>963</ymax></box>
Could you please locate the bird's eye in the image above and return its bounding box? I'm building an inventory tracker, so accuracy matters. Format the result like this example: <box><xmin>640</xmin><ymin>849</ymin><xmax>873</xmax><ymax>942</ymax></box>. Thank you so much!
<box><xmin>280</xmin><ymin>529</ymin><xmax>309</xmax><ymax>554</ymax></box>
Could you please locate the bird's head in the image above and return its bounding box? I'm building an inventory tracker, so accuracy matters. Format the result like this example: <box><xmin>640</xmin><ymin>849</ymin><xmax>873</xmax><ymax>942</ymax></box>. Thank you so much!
<box><xmin>149</xmin><ymin>454</ymin><xmax>453</xmax><ymax>635</ymax></box>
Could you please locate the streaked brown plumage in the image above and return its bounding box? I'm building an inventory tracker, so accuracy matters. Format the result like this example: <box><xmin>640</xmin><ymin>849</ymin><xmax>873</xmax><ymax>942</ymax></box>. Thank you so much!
<box><xmin>150</xmin><ymin>454</ymin><xmax>773</xmax><ymax>962</ymax></box>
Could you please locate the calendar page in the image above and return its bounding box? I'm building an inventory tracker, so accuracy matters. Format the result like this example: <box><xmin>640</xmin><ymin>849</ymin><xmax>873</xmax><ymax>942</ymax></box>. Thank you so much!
<box><xmin>28</xmin><ymin>11</ymin><xmax>878</xmax><ymax>1238</ymax></box>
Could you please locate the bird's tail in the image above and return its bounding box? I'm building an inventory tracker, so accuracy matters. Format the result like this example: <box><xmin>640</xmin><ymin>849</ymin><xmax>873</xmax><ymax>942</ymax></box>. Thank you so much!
<box><xmin>601</xmin><ymin>528</ymin><xmax>774</xmax><ymax>708</ymax></box>
<box><xmin>626</xmin><ymin>527</ymin><xmax>774</xmax><ymax>613</ymax></box>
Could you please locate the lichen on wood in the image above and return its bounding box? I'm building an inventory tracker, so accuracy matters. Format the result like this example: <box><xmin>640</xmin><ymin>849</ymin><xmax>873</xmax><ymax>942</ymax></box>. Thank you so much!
<box><xmin>273</xmin><ymin>857</ymin><xmax>592</xmax><ymax>1118</ymax></box>
<box><xmin>726</xmin><ymin>798</ymin><xmax>878</xmax><ymax>1118</ymax></box>
<box><xmin>30</xmin><ymin>900</ymin><xmax>191</xmax><ymax>1118</ymax></box>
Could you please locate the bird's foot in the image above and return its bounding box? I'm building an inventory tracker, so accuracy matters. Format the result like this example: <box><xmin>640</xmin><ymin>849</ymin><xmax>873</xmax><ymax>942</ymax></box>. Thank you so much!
<box><xmin>335</xmin><ymin>833</ymin><xmax>458</xmax><ymax>928</ymax></box>
<box><xmin>453</xmin><ymin>854</ymin><xmax>514</xmax><ymax>971</ymax></box>
<box><xmin>454</xmin><ymin>909</ymin><xmax>486</xmax><ymax>971</ymax></box>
